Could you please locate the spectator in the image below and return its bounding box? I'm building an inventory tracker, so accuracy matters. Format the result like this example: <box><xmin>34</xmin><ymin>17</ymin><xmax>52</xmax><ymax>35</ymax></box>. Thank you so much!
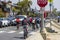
<box><xmin>35</xmin><ymin>17</ymin><xmax>40</xmax><ymax>29</ymax></box>
<box><xmin>32</xmin><ymin>18</ymin><xmax>35</xmax><ymax>30</ymax></box>
<box><xmin>16</xmin><ymin>17</ymin><xmax>20</xmax><ymax>30</ymax></box>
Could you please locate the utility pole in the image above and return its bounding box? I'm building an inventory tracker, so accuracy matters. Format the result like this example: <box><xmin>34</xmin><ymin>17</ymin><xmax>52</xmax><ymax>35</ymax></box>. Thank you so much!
<box><xmin>48</xmin><ymin>0</ymin><xmax>53</xmax><ymax>29</ymax></box>
<box><xmin>49</xmin><ymin>3</ymin><xmax>52</xmax><ymax>28</ymax></box>
<box><xmin>9</xmin><ymin>0</ymin><xmax>10</xmax><ymax>1</ymax></box>
<box><xmin>19</xmin><ymin>0</ymin><xmax>20</xmax><ymax>2</ymax></box>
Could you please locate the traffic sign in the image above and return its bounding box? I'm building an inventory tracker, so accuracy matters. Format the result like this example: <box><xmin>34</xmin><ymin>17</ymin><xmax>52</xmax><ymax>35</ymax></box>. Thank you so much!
<box><xmin>37</xmin><ymin>0</ymin><xmax>48</xmax><ymax>7</ymax></box>
<box><xmin>37</xmin><ymin>0</ymin><xmax>48</xmax><ymax>32</ymax></box>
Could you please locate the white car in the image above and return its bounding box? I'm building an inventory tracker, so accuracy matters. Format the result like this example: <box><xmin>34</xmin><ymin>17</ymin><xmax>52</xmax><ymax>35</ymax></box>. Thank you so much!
<box><xmin>13</xmin><ymin>15</ymin><xmax>27</xmax><ymax>22</ymax></box>
<box><xmin>0</xmin><ymin>18</ymin><xmax>10</xmax><ymax>26</ymax></box>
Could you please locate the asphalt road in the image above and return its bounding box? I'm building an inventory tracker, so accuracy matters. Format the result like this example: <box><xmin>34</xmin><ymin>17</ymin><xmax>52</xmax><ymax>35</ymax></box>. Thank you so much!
<box><xmin>0</xmin><ymin>19</ymin><xmax>50</xmax><ymax>40</ymax></box>
<box><xmin>0</xmin><ymin>26</ymin><xmax>39</xmax><ymax>40</ymax></box>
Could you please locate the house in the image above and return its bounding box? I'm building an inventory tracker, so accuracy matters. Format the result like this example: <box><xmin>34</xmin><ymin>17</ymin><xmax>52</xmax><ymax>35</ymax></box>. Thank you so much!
<box><xmin>0</xmin><ymin>1</ymin><xmax>12</xmax><ymax>17</ymax></box>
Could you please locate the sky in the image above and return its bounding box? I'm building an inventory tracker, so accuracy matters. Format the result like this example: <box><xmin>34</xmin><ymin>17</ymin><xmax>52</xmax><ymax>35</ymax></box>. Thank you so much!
<box><xmin>1</xmin><ymin>0</ymin><xmax>60</xmax><ymax>11</ymax></box>
<box><xmin>31</xmin><ymin>0</ymin><xmax>60</xmax><ymax>11</ymax></box>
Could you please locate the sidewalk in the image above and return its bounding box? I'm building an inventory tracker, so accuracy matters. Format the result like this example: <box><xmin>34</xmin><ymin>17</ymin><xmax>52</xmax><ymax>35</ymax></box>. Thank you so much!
<box><xmin>45</xmin><ymin>22</ymin><xmax>60</xmax><ymax>40</ymax></box>
<box><xmin>26</xmin><ymin>21</ymin><xmax>60</xmax><ymax>40</ymax></box>
<box><xmin>52</xmin><ymin>21</ymin><xmax>60</xmax><ymax>29</ymax></box>
<box><xmin>53</xmin><ymin>19</ymin><xmax>60</xmax><ymax>26</ymax></box>
<box><xmin>26</xmin><ymin>30</ymin><xmax>44</xmax><ymax>40</ymax></box>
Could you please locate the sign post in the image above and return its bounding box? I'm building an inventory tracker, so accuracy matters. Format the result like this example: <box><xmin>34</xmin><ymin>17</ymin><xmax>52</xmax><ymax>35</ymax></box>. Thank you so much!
<box><xmin>37</xmin><ymin>0</ymin><xmax>48</xmax><ymax>32</ymax></box>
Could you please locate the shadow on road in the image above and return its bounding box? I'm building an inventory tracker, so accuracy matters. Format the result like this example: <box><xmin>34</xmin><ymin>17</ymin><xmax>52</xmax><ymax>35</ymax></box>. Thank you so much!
<box><xmin>14</xmin><ymin>37</ymin><xmax>24</xmax><ymax>39</ymax></box>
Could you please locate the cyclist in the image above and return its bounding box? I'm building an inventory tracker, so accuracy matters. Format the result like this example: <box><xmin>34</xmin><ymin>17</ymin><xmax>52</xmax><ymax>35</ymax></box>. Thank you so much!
<box><xmin>16</xmin><ymin>17</ymin><xmax>20</xmax><ymax>30</ymax></box>
<box><xmin>22</xmin><ymin>18</ymin><xmax>28</xmax><ymax>39</ymax></box>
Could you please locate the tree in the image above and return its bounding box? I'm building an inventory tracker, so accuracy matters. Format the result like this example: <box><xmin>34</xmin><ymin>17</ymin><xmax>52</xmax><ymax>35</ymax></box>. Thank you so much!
<box><xmin>17</xmin><ymin>0</ymin><xmax>32</xmax><ymax>15</ymax></box>
<box><xmin>52</xmin><ymin>8</ymin><xmax>57</xmax><ymax>16</ymax></box>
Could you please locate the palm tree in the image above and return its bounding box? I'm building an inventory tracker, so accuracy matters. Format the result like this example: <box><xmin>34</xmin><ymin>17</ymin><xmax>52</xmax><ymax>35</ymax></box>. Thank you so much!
<box><xmin>52</xmin><ymin>8</ymin><xmax>57</xmax><ymax>16</ymax></box>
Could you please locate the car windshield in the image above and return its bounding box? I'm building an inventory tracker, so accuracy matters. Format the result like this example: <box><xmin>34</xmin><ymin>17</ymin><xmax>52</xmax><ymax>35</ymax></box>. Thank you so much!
<box><xmin>0</xmin><ymin>18</ymin><xmax>3</xmax><ymax>20</ymax></box>
<box><xmin>3</xmin><ymin>18</ymin><xmax>7</xmax><ymax>20</ymax></box>
<box><xmin>7</xmin><ymin>17</ymin><xmax>15</xmax><ymax>20</ymax></box>
<box><xmin>16</xmin><ymin>16</ymin><xmax>25</xmax><ymax>19</ymax></box>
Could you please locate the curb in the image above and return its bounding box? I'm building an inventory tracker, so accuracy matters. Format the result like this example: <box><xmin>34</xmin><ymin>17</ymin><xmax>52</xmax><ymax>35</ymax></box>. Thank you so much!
<box><xmin>40</xmin><ymin>28</ymin><xmax>51</xmax><ymax>40</ymax></box>
<box><xmin>52</xmin><ymin>21</ymin><xmax>60</xmax><ymax>29</ymax></box>
<box><xmin>53</xmin><ymin>20</ymin><xmax>60</xmax><ymax>27</ymax></box>
<box><xmin>41</xmin><ymin>21</ymin><xmax>60</xmax><ymax>40</ymax></box>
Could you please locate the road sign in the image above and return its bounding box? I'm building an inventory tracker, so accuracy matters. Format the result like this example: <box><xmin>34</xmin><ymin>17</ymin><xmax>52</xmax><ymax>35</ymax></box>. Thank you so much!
<box><xmin>37</xmin><ymin>0</ymin><xmax>48</xmax><ymax>32</ymax></box>
<box><xmin>48</xmin><ymin>0</ymin><xmax>53</xmax><ymax>3</ymax></box>
<box><xmin>37</xmin><ymin>0</ymin><xmax>48</xmax><ymax>7</ymax></box>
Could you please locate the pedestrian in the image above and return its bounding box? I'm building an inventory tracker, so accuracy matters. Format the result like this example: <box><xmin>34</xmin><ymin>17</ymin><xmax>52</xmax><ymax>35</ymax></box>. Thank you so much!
<box><xmin>27</xmin><ymin>17</ymin><xmax>30</xmax><ymax>26</ymax></box>
<box><xmin>57</xmin><ymin>16</ymin><xmax>60</xmax><ymax>23</ymax></box>
<box><xmin>40</xmin><ymin>19</ymin><xmax>43</xmax><ymax>32</ymax></box>
<box><xmin>29</xmin><ymin>17</ymin><xmax>33</xmax><ymax>27</ymax></box>
<box><xmin>22</xmin><ymin>18</ymin><xmax>28</xmax><ymax>39</ymax></box>
<box><xmin>35</xmin><ymin>17</ymin><xmax>40</xmax><ymax>29</ymax></box>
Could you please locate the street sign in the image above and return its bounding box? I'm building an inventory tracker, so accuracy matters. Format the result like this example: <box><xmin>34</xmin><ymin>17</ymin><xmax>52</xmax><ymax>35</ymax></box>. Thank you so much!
<box><xmin>37</xmin><ymin>0</ymin><xmax>48</xmax><ymax>32</ymax></box>
<box><xmin>37</xmin><ymin>0</ymin><xmax>48</xmax><ymax>7</ymax></box>
<box><xmin>48</xmin><ymin>0</ymin><xmax>53</xmax><ymax>3</ymax></box>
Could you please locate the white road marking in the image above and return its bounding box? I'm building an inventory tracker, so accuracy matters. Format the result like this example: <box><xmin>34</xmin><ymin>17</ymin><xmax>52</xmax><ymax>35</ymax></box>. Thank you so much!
<box><xmin>0</xmin><ymin>31</ymin><xmax>6</xmax><ymax>33</ymax></box>
<box><xmin>7</xmin><ymin>31</ymin><xmax>16</xmax><ymax>33</ymax></box>
<box><xmin>29</xmin><ymin>31</ymin><xmax>36</xmax><ymax>35</ymax></box>
<box><xmin>19</xmin><ymin>31</ymin><xmax>23</xmax><ymax>34</ymax></box>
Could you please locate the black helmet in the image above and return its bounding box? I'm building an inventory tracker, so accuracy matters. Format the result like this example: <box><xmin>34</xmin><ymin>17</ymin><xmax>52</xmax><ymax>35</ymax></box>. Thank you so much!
<box><xmin>24</xmin><ymin>18</ymin><xmax>26</xmax><ymax>19</ymax></box>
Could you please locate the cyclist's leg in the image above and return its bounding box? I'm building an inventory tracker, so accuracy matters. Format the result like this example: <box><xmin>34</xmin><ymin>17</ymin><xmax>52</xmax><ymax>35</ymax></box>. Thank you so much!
<box><xmin>23</xmin><ymin>25</ymin><xmax>28</xmax><ymax>38</ymax></box>
<box><xmin>16</xmin><ymin>22</ymin><xmax>19</xmax><ymax>30</ymax></box>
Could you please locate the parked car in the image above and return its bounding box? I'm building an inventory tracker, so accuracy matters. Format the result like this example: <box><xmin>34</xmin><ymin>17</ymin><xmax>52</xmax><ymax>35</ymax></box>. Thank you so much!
<box><xmin>7</xmin><ymin>17</ymin><xmax>16</xmax><ymax>26</ymax></box>
<box><xmin>0</xmin><ymin>18</ymin><xmax>2</xmax><ymax>27</ymax></box>
<box><xmin>0</xmin><ymin>18</ymin><xmax>10</xmax><ymax>27</ymax></box>
<box><xmin>15</xmin><ymin>15</ymin><xmax>27</xmax><ymax>21</ymax></box>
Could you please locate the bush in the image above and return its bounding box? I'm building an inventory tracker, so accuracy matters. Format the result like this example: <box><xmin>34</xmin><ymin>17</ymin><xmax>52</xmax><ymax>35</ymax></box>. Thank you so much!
<box><xmin>45</xmin><ymin>27</ymin><xmax>57</xmax><ymax>33</ymax></box>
